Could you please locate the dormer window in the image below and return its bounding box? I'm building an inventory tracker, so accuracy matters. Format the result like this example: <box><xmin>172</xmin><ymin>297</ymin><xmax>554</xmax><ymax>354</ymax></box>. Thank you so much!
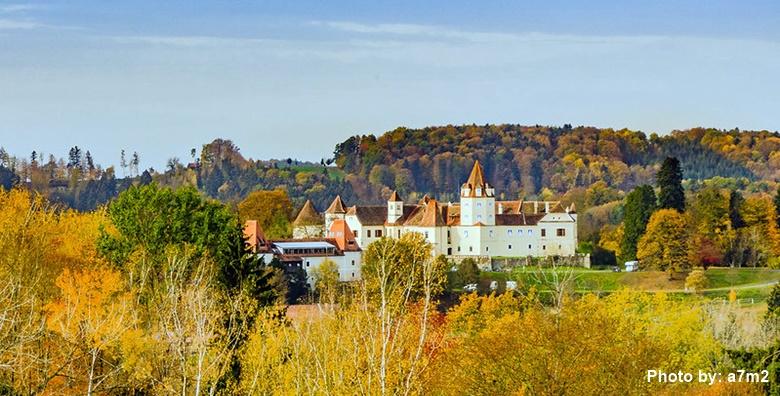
<box><xmin>476</xmin><ymin>188</ymin><xmax>482</xmax><ymax>195</ymax></box>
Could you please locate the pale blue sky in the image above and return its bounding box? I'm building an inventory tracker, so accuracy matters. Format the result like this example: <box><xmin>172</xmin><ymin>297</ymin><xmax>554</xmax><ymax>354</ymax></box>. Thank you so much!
<box><xmin>0</xmin><ymin>1</ymin><xmax>778</xmax><ymax>169</ymax></box>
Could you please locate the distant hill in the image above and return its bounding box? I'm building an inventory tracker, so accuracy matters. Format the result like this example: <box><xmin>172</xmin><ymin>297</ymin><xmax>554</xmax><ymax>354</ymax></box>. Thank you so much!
<box><xmin>2</xmin><ymin>125</ymin><xmax>779</xmax><ymax>213</ymax></box>
<box><xmin>332</xmin><ymin>125</ymin><xmax>775</xmax><ymax>204</ymax></box>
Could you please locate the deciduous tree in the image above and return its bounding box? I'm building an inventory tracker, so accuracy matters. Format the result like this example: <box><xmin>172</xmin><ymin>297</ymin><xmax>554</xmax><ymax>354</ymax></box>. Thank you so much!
<box><xmin>637</xmin><ymin>209</ymin><xmax>690</xmax><ymax>274</ymax></box>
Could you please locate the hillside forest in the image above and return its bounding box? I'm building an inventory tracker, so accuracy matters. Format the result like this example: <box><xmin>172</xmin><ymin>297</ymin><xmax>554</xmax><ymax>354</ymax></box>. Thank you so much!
<box><xmin>3</xmin><ymin>124</ymin><xmax>780</xmax><ymax>394</ymax></box>
<box><xmin>3</xmin><ymin>125</ymin><xmax>780</xmax><ymax>266</ymax></box>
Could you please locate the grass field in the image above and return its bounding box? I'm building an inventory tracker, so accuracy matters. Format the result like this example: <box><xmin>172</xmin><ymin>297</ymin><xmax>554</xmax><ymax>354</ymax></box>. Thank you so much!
<box><xmin>290</xmin><ymin>165</ymin><xmax>346</xmax><ymax>181</ymax></box>
<box><xmin>481</xmin><ymin>267</ymin><xmax>780</xmax><ymax>302</ymax></box>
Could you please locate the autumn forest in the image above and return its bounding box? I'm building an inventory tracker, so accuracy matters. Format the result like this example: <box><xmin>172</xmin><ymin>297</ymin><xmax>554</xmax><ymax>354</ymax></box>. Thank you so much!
<box><xmin>3</xmin><ymin>124</ymin><xmax>780</xmax><ymax>394</ymax></box>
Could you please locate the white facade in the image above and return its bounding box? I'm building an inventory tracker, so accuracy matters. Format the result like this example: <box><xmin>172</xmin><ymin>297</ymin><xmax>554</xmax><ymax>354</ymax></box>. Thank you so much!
<box><xmin>303</xmin><ymin>161</ymin><xmax>579</xmax><ymax>261</ymax></box>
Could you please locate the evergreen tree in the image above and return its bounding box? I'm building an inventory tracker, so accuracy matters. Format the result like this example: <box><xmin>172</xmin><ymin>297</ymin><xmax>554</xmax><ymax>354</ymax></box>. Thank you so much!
<box><xmin>139</xmin><ymin>169</ymin><xmax>153</xmax><ymax>185</ymax></box>
<box><xmin>85</xmin><ymin>150</ymin><xmax>95</xmax><ymax>171</ymax></box>
<box><xmin>656</xmin><ymin>157</ymin><xmax>685</xmax><ymax>212</ymax></box>
<box><xmin>730</xmin><ymin>190</ymin><xmax>746</xmax><ymax>229</ymax></box>
<box><xmin>0</xmin><ymin>165</ymin><xmax>19</xmax><ymax>190</ymax></box>
<box><xmin>774</xmin><ymin>186</ymin><xmax>780</xmax><ymax>229</ymax></box>
<box><xmin>454</xmin><ymin>258</ymin><xmax>480</xmax><ymax>287</ymax></box>
<box><xmin>67</xmin><ymin>146</ymin><xmax>83</xmax><ymax>170</ymax></box>
<box><xmin>620</xmin><ymin>185</ymin><xmax>656</xmax><ymax>262</ymax></box>
<box><xmin>767</xmin><ymin>283</ymin><xmax>780</xmax><ymax>318</ymax></box>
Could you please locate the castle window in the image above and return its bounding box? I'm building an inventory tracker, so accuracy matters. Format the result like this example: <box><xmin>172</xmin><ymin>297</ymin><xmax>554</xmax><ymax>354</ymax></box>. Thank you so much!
<box><xmin>543</xmin><ymin>245</ymin><xmax>546</xmax><ymax>250</ymax></box>
<box><xmin>556</xmin><ymin>228</ymin><xmax>565</xmax><ymax>237</ymax></box>
<box><xmin>306</xmin><ymin>261</ymin><xmax>310</xmax><ymax>267</ymax></box>
<box><xmin>396</xmin><ymin>204</ymin><xmax>401</xmax><ymax>210</ymax></box>
<box><xmin>528</xmin><ymin>230</ymin><xmax>533</xmax><ymax>235</ymax></box>
<box><xmin>367</xmin><ymin>230</ymin><xmax>371</xmax><ymax>238</ymax></box>
<box><xmin>398</xmin><ymin>230</ymin><xmax>401</xmax><ymax>237</ymax></box>
<box><xmin>352</xmin><ymin>260</ymin><xmax>355</xmax><ymax>266</ymax></box>
<box><xmin>541</xmin><ymin>229</ymin><xmax>546</xmax><ymax>237</ymax></box>
<box><xmin>375</xmin><ymin>230</ymin><xmax>382</xmax><ymax>237</ymax></box>
<box><xmin>424</xmin><ymin>231</ymin><xmax>429</xmax><ymax>239</ymax></box>
<box><xmin>477</xmin><ymin>202</ymin><xmax>482</xmax><ymax>208</ymax></box>
<box><xmin>476</xmin><ymin>188</ymin><xmax>482</xmax><ymax>195</ymax></box>
<box><xmin>528</xmin><ymin>244</ymin><xmax>532</xmax><ymax>249</ymax></box>
<box><xmin>469</xmin><ymin>246</ymin><xmax>473</xmax><ymax>252</ymax></box>
<box><xmin>352</xmin><ymin>272</ymin><xmax>355</xmax><ymax>277</ymax></box>
<box><xmin>477</xmin><ymin>215</ymin><xmax>482</xmax><ymax>221</ymax></box>
<box><xmin>464</xmin><ymin>230</ymin><xmax>469</xmax><ymax>237</ymax></box>
<box><xmin>517</xmin><ymin>229</ymin><xmax>522</xmax><ymax>236</ymax></box>
<box><xmin>486</xmin><ymin>246</ymin><xmax>489</xmax><ymax>252</ymax></box>
<box><xmin>508</xmin><ymin>244</ymin><xmax>512</xmax><ymax>249</ymax></box>
<box><xmin>458</xmin><ymin>246</ymin><xmax>461</xmax><ymax>252</ymax></box>
<box><xmin>353</xmin><ymin>231</ymin><xmax>358</xmax><ymax>237</ymax></box>
<box><xmin>507</xmin><ymin>230</ymin><xmax>512</xmax><ymax>237</ymax></box>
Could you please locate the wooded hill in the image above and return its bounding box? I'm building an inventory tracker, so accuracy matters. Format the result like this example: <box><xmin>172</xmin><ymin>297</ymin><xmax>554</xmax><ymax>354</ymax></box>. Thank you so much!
<box><xmin>1</xmin><ymin>125</ymin><xmax>778</xmax><ymax>213</ymax></box>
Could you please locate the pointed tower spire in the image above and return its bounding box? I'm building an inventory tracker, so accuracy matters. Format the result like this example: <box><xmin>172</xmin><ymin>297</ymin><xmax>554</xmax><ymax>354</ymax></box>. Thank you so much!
<box><xmin>389</xmin><ymin>190</ymin><xmax>402</xmax><ymax>202</ymax></box>
<box><xmin>325</xmin><ymin>195</ymin><xmax>346</xmax><ymax>214</ymax></box>
<box><xmin>466</xmin><ymin>160</ymin><xmax>486</xmax><ymax>190</ymax></box>
<box><xmin>293</xmin><ymin>199</ymin><xmax>323</xmax><ymax>226</ymax></box>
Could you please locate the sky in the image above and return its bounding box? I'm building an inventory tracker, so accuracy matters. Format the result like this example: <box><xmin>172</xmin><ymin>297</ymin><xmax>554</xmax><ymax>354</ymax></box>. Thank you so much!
<box><xmin>0</xmin><ymin>0</ymin><xmax>779</xmax><ymax>170</ymax></box>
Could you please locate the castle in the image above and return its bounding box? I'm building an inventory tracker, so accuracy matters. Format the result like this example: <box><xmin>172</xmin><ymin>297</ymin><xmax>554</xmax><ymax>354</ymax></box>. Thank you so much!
<box><xmin>293</xmin><ymin>160</ymin><xmax>578</xmax><ymax>260</ymax></box>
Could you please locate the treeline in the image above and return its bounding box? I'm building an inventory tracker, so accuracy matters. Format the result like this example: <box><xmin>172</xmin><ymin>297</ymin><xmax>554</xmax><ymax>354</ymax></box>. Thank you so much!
<box><xmin>591</xmin><ymin>157</ymin><xmax>780</xmax><ymax>270</ymax></box>
<box><xmin>3</xmin><ymin>125</ymin><xmax>780</xmax><ymax>217</ymax></box>
<box><xmin>333</xmin><ymin>125</ymin><xmax>776</xmax><ymax>203</ymax></box>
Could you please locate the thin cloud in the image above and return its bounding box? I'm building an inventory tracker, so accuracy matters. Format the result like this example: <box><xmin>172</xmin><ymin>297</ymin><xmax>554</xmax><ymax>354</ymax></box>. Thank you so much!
<box><xmin>311</xmin><ymin>20</ymin><xmax>518</xmax><ymax>42</ymax></box>
<box><xmin>111</xmin><ymin>35</ymin><xmax>280</xmax><ymax>47</ymax></box>
<box><xmin>0</xmin><ymin>18</ymin><xmax>41</xmax><ymax>29</ymax></box>
<box><xmin>0</xmin><ymin>3</ymin><xmax>46</xmax><ymax>14</ymax></box>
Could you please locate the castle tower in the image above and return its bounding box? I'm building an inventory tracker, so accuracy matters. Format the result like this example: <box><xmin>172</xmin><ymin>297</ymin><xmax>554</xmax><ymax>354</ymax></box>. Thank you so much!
<box><xmin>292</xmin><ymin>199</ymin><xmax>324</xmax><ymax>238</ymax></box>
<box><xmin>460</xmin><ymin>160</ymin><xmax>495</xmax><ymax>226</ymax></box>
<box><xmin>324</xmin><ymin>195</ymin><xmax>347</xmax><ymax>230</ymax></box>
<box><xmin>387</xmin><ymin>190</ymin><xmax>403</xmax><ymax>223</ymax></box>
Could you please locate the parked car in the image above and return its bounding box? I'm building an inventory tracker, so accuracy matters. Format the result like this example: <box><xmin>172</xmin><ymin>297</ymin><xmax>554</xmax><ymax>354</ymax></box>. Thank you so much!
<box><xmin>463</xmin><ymin>283</ymin><xmax>478</xmax><ymax>292</ymax></box>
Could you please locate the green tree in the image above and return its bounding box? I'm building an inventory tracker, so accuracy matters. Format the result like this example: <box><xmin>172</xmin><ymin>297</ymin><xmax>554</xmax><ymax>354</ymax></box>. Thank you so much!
<box><xmin>767</xmin><ymin>283</ymin><xmax>780</xmax><ymax>318</ymax></box>
<box><xmin>455</xmin><ymin>258</ymin><xmax>480</xmax><ymax>288</ymax></box>
<box><xmin>656</xmin><ymin>157</ymin><xmax>685</xmax><ymax>212</ymax></box>
<box><xmin>620</xmin><ymin>185</ymin><xmax>656</xmax><ymax>262</ymax></box>
<box><xmin>270</xmin><ymin>258</ymin><xmax>309</xmax><ymax>304</ymax></box>
<box><xmin>97</xmin><ymin>183</ymin><xmax>276</xmax><ymax>303</ymax></box>
<box><xmin>237</xmin><ymin>189</ymin><xmax>293</xmax><ymax>239</ymax></box>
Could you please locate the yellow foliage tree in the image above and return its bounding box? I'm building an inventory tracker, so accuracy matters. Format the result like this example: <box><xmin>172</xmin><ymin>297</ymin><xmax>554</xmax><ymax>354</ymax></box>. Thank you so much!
<box><xmin>685</xmin><ymin>270</ymin><xmax>708</xmax><ymax>293</ymax></box>
<box><xmin>429</xmin><ymin>290</ymin><xmax>721</xmax><ymax>395</ymax></box>
<box><xmin>45</xmin><ymin>267</ymin><xmax>131</xmax><ymax>395</ymax></box>
<box><xmin>637</xmin><ymin>209</ymin><xmax>690</xmax><ymax>274</ymax></box>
